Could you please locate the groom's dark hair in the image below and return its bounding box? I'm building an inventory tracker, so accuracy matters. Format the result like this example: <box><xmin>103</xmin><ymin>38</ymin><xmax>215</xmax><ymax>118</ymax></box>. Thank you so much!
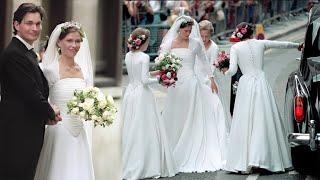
<box><xmin>13</xmin><ymin>3</ymin><xmax>45</xmax><ymax>35</ymax></box>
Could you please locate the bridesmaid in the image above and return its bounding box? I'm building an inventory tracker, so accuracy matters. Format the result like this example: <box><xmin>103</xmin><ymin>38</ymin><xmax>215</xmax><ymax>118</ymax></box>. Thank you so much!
<box><xmin>121</xmin><ymin>27</ymin><xmax>177</xmax><ymax>180</ymax></box>
<box><xmin>199</xmin><ymin>20</ymin><xmax>231</xmax><ymax>133</ymax></box>
<box><xmin>223</xmin><ymin>22</ymin><xmax>302</xmax><ymax>173</ymax></box>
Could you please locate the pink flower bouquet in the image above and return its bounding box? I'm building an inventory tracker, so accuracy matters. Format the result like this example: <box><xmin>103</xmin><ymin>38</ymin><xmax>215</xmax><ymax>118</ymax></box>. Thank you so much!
<box><xmin>214</xmin><ymin>51</ymin><xmax>230</xmax><ymax>71</ymax></box>
<box><xmin>154</xmin><ymin>52</ymin><xmax>182</xmax><ymax>87</ymax></box>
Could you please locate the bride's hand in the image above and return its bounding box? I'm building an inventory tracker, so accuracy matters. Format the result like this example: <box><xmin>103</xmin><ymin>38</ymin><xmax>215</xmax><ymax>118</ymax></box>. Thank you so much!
<box><xmin>210</xmin><ymin>78</ymin><xmax>218</xmax><ymax>93</ymax></box>
<box><xmin>150</xmin><ymin>70</ymin><xmax>160</xmax><ymax>76</ymax></box>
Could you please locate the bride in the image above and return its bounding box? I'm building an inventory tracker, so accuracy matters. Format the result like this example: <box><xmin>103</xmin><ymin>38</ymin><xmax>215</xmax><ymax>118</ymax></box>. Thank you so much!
<box><xmin>159</xmin><ymin>15</ymin><xmax>228</xmax><ymax>173</ymax></box>
<box><xmin>34</xmin><ymin>22</ymin><xmax>94</xmax><ymax>180</ymax></box>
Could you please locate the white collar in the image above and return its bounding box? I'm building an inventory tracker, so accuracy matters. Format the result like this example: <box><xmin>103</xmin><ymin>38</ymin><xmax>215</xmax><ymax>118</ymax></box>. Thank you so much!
<box><xmin>15</xmin><ymin>35</ymin><xmax>34</xmax><ymax>50</ymax></box>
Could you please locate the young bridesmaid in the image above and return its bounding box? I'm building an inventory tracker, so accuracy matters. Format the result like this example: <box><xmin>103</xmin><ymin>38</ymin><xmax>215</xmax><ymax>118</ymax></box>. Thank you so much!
<box><xmin>121</xmin><ymin>27</ymin><xmax>177</xmax><ymax>180</ymax></box>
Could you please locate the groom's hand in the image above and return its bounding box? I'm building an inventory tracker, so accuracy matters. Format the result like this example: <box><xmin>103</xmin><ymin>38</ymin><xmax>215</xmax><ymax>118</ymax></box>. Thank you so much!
<box><xmin>52</xmin><ymin>105</ymin><xmax>62</xmax><ymax>122</ymax></box>
<box><xmin>47</xmin><ymin>104</ymin><xmax>62</xmax><ymax>125</ymax></box>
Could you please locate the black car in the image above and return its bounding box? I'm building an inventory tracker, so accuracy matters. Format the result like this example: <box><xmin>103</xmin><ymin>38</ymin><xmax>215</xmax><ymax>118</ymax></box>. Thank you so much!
<box><xmin>285</xmin><ymin>4</ymin><xmax>320</xmax><ymax>175</ymax></box>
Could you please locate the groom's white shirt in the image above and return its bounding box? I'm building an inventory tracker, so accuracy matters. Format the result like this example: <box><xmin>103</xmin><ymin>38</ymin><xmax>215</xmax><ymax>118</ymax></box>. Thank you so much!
<box><xmin>15</xmin><ymin>35</ymin><xmax>34</xmax><ymax>50</ymax></box>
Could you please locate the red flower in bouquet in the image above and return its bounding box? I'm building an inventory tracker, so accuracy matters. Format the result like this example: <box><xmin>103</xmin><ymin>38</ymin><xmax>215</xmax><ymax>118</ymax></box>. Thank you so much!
<box><xmin>154</xmin><ymin>53</ymin><xmax>182</xmax><ymax>87</ymax></box>
<box><xmin>214</xmin><ymin>51</ymin><xmax>230</xmax><ymax>71</ymax></box>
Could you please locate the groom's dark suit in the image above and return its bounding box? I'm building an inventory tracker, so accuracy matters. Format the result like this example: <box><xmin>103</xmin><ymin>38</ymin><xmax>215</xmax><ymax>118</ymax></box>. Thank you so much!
<box><xmin>0</xmin><ymin>37</ymin><xmax>56</xmax><ymax>180</ymax></box>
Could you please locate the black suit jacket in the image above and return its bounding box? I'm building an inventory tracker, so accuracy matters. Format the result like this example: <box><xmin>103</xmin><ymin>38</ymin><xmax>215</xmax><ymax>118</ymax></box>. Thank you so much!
<box><xmin>0</xmin><ymin>37</ymin><xmax>55</xmax><ymax>180</ymax></box>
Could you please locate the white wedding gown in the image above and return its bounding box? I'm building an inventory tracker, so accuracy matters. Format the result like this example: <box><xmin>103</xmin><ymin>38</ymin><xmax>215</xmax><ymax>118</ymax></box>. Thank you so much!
<box><xmin>35</xmin><ymin>78</ymin><xmax>94</xmax><ymax>180</ymax></box>
<box><xmin>122</xmin><ymin>51</ymin><xmax>177</xmax><ymax>180</ymax></box>
<box><xmin>160</xmin><ymin>38</ymin><xmax>228</xmax><ymax>173</ymax></box>
<box><xmin>224</xmin><ymin>39</ymin><xmax>299</xmax><ymax>172</ymax></box>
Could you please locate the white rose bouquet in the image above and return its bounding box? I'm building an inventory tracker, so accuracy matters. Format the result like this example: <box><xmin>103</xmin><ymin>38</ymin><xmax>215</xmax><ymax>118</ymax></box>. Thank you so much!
<box><xmin>154</xmin><ymin>52</ymin><xmax>182</xmax><ymax>87</ymax></box>
<box><xmin>67</xmin><ymin>87</ymin><xmax>117</xmax><ymax>127</ymax></box>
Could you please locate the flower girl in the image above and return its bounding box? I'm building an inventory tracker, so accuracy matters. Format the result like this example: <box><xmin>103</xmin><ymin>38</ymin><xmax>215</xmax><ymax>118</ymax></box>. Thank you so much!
<box><xmin>122</xmin><ymin>27</ymin><xmax>177</xmax><ymax>180</ymax></box>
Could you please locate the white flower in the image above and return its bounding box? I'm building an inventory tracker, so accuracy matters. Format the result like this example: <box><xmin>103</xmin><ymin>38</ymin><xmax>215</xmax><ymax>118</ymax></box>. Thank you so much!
<box><xmin>98</xmin><ymin>100</ymin><xmax>107</xmax><ymax>109</ymax></box>
<box><xmin>159</xmin><ymin>54</ymin><xmax>164</xmax><ymax>60</ymax></box>
<box><xmin>96</xmin><ymin>116</ymin><xmax>103</xmax><ymax>122</ymax></box>
<box><xmin>72</xmin><ymin>101</ymin><xmax>78</xmax><ymax>106</ymax></box>
<box><xmin>91</xmin><ymin>115</ymin><xmax>98</xmax><ymax>121</ymax></box>
<box><xmin>166</xmin><ymin>72</ymin><xmax>172</xmax><ymax>78</ymax></box>
<box><xmin>79</xmin><ymin>111</ymin><xmax>86</xmax><ymax>118</ymax></box>
<box><xmin>88</xmin><ymin>107</ymin><xmax>95</xmax><ymax>115</ymax></box>
<box><xmin>83</xmin><ymin>98</ymin><xmax>94</xmax><ymax>111</ymax></box>
<box><xmin>107</xmin><ymin>95</ymin><xmax>114</xmax><ymax>104</ymax></box>
<box><xmin>71</xmin><ymin>107</ymin><xmax>79</xmax><ymax>115</ymax></box>
<box><xmin>236</xmin><ymin>32</ymin><xmax>243</xmax><ymax>38</ymax></box>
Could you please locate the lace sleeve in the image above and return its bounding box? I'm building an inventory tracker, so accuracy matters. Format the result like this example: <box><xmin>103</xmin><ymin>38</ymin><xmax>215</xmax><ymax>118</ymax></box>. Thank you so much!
<box><xmin>262</xmin><ymin>40</ymin><xmax>299</xmax><ymax>49</ymax></box>
<box><xmin>141</xmin><ymin>54</ymin><xmax>158</xmax><ymax>85</ymax></box>
<box><xmin>194</xmin><ymin>39</ymin><xmax>213</xmax><ymax>78</ymax></box>
<box><xmin>224</xmin><ymin>45</ymin><xmax>238</xmax><ymax>76</ymax></box>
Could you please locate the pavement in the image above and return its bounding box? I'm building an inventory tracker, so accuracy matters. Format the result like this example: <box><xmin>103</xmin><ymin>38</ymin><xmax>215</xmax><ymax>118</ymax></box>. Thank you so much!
<box><xmin>100</xmin><ymin>12</ymin><xmax>309</xmax><ymax>99</ymax></box>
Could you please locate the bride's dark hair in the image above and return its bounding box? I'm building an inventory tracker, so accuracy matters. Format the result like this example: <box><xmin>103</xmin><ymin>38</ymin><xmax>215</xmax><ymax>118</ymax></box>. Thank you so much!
<box><xmin>180</xmin><ymin>20</ymin><xmax>194</xmax><ymax>28</ymax></box>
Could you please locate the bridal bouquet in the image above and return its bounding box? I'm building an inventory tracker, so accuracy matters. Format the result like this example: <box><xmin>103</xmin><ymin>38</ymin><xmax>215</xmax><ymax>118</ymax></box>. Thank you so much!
<box><xmin>214</xmin><ymin>51</ymin><xmax>230</xmax><ymax>71</ymax></box>
<box><xmin>67</xmin><ymin>87</ymin><xmax>117</xmax><ymax>127</ymax></box>
<box><xmin>154</xmin><ymin>52</ymin><xmax>182</xmax><ymax>87</ymax></box>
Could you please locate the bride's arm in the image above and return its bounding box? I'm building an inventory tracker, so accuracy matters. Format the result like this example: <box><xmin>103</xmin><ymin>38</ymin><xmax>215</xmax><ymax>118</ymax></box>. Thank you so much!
<box><xmin>141</xmin><ymin>55</ymin><xmax>159</xmax><ymax>85</ymax></box>
<box><xmin>224</xmin><ymin>46</ymin><xmax>238</xmax><ymax>76</ymax></box>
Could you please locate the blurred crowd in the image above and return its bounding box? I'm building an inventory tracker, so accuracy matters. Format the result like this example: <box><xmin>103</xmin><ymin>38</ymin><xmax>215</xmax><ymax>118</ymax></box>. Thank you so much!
<box><xmin>122</xmin><ymin>0</ymin><xmax>310</xmax><ymax>56</ymax></box>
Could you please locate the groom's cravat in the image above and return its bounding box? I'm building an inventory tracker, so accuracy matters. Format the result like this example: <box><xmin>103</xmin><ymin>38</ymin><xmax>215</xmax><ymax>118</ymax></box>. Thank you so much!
<box><xmin>28</xmin><ymin>49</ymin><xmax>38</xmax><ymax>63</ymax></box>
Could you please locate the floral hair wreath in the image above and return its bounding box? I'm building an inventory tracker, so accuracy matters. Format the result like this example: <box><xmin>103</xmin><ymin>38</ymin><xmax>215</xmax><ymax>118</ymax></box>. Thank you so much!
<box><xmin>127</xmin><ymin>34</ymin><xmax>148</xmax><ymax>50</ymax></box>
<box><xmin>60</xmin><ymin>21</ymin><xmax>85</xmax><ymax>39</ymax></box>
<box><xmin>230</xmin><ymin>24</ymin><xmax>249</xmax><ymax>41</ymax></box>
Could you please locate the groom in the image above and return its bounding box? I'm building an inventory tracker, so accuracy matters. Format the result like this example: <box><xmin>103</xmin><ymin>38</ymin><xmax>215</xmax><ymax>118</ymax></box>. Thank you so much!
<box><xmin>0</xmin><ymin>3</ymin><xmax>61</xmax><ymax>180</ymax></box>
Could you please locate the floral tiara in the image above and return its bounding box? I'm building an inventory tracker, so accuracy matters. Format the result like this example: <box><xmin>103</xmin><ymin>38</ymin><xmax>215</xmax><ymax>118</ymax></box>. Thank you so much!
<box><xmin>61</xmin><ymin>21</ymin><xmax>85</xmax><ymax>38</ymax></box>
<box><xmin>127</xmin><ymin>34</ymin><xmax>148</xmax><ymax>50</ymax></box>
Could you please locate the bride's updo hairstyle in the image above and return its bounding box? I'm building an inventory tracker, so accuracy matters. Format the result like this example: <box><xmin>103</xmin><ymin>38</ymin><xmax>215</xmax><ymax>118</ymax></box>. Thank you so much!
<box><xmin>59</xmin><ymin>21</ymin><xmax>85</xmax><ymax>42</ymax></box>
<box><xmin>232</xmin><ymin>22</ymin><xmax>254</xmax><ymax>41</ymax></box>
<box><xmin>127</xmin><ymin>27</ymin><xmax>150</xmax><ymax>50</ymax></box>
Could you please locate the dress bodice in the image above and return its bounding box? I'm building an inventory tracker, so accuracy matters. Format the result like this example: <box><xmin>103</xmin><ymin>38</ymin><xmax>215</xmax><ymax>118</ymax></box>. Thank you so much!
<box><xmin>49</xmin><ymin>78</ymin><xmax>86</xmax><ymax>136</ymax></box>
<box><xmin>125</xmin><ymin>51</ymin><xmax>157</xmax><ymax>90</ymax></box>
<box><xmin>171</xmin><ymin>48</ymin><xmax>196</xmax><ymax>77</ymax></box>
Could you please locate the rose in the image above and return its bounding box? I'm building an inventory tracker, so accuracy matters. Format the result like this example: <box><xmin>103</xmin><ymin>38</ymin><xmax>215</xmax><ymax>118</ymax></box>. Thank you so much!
<box><xmin>166</xmin><ymin>72</ymin><xmax>172</xmax><ymax>78</ymax></box>
<box><xmin>240</xmin><ymin>27</ymin><xmax>247</xmax><ymax>34</ymax></box>
<box><xmin>71</xmin><ymin>107</ymin><xmax>80</xmax><ymax>115</ymax></box>
<box><xmin>107</xmin><ymin>95</ymin><xmax>115</xmax><ymax>104</ymax></box>
<box><xmin>83</xmin><ymin>98</ymin><xmax>94</xmax><ymax>111</ymax></box>
<box><xmin>98</xmin><ymin>100</ymin><xmax>107</xmax><ymax>109</ymax></box>
<box><xmin>135</xmin><ymin>39</ymin><xmax>142</xmax><ymax>46</ymax></box>
<box><xmin>79</xmin><ymin>111</ymin><xmax>86</xmax><ymax>118</ymax></box>
<box><xmin>161</xmin><ymin>74</ymin><xmax>168</xmax><ymax>80</ymax></box>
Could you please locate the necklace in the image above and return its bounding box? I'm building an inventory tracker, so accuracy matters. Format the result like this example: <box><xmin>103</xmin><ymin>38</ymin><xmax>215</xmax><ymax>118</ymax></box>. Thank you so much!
<box><xmin>65</xmin><ymin>64</ymin><xmax>81</xmax><ymax>72</ymax></box>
